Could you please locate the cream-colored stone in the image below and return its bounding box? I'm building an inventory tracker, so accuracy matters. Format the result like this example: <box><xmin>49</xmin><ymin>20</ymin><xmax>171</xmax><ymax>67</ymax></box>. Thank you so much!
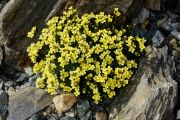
<box><xmin>53</xmin><ymin>93</ymin><xmax>77</xmax><ymax>114</ymax></box>
<box><xmin>95</xmin><ymin>112</ymin><xmax>107</xmax><ymax>120</ymax></box>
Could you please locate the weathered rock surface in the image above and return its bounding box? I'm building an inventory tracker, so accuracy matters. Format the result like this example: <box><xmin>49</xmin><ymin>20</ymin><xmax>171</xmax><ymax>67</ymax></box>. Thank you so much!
<box><xmin>47</xmin><ymin>0</ymin><xmax>144</xmax><ymax>20</ymax></box>
<box><xmin>171</xmin><ymin>30</ymin><xmax>180</xmax><ymax>40</ymax></box>
<box><xmin>95</xmin><ymin>112</ymin><xmax>107</xmax><ymax>120</ymax></box>
<box><xmin>0</xmin><ymin>0</ymin><xmax>143</xmax><ymax>53</ymax></box>
<box><xmin>0</xmin><ymin>0</ymin><xmax>8</xmax><ymax>11</ymax></box>
<box><xmin>109</xmin><ymin>46</ymin><xmax>177</xmax><ymax>120</ymax></box>
<box><xmin>0</xmin><ymin>79</ymin><xmax>3</xmax><ymax>90</ymax></box>
<box><xmin>60</xmin><ymin>116</ymin><xmax>76</xmax><ymax>120</ymax></box>
<box><xmin>77</xmin><ymin>99</ymin><xmax>91</xmax><ymax>118</ymax></box>
<box><xmin>0</xmin><ymin>47</ymin><xmax>3</xmax><ymax>67</ymax></box>
<box><xmin>145</xmin><ymin>0</ymin><xmax>161</xmax><ymax>11</ymax></box>
<box><xmin>7</xmin><ymin>87</ymin><xmax>53</xmax><ymax>120</ymax></box>
<box><xmin>133</xmin><ymin>7</ymin><xmax>150</xmax><ymax>25</ymax></box>
<box><xmin>80</xmin><ymin>111</ymin><xmax>92</xmax><ymax>120</ymax></box>
<box><xmin>53</xmin><ymin>93</ymin><xmax>77</xmax><ymax>115</ymax></box>
<box><xmin>0</xmin><ymin>0</ymin><xmax>144</xmax><ymax>74</ymax></box>
<box><xmin>152</xmin><ymin>31</ymin><xmax>165</xmax><ymax>47</ymax></box>
<box><xmin>0</xmin><ymin>0</ymin><xmax>58</xmax><ymax>51</ymax></box>
<box><xmin>0</xmin><ymin>90</ymin><xmax>8</xmax><ymax>120</ymax></box>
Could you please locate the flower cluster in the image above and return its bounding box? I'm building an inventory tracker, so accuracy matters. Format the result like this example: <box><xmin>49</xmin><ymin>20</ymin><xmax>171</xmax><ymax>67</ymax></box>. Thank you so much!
<box><xmin>27</xmin><ymin>6</ymin><xmax>145</xmax><ymax>103</ymax></box>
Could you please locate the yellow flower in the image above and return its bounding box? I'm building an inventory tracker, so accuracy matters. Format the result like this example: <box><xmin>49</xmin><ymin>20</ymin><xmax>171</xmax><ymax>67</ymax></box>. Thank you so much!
<box><xmin>114</xmin><ymin>8</ymin><xmax>121</xmax><ymax>16</ymax></box>
<box><xmin>27</xmin><ymin>6</ymin><xmax>146</xmax><ymax>104</ymax></box>
<box><xmin>27</xmin><ymin>26</ymin><xmax>36</xmax><ymax>38</ymax></box>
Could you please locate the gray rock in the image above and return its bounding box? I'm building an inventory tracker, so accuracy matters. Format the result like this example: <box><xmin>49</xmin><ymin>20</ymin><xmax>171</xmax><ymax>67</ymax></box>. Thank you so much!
<box><xmin>29</xmin><ymin>114</ymin><xmax>45</xmax><ymax>120</ymax></box>
<box><xmin>133</xmin><ymin>8</ymin><xmax>150</xmax><ymax>25</ymax></box>
<box><xmin>174</xmin><ymin>61</ymin><xmax>180</xmax><ymax>83</ymax></box>
<box><xmin>46</xmin><ymin>0</ymin><xmax>144</xmax><ymax>20</ymax></box>
<box><xmin>80</xmin><ymin>111</ymin><xmax>92</xmax><ymax>120</ymax></box>
<box><xmin>0</xmin><ymin>79</ymin><xmax>3</xmax><ymax>90</ymax></box>
<box><xmin>0</xmin><ymin>90</ymin><xmax>8</xmax><ymax>120</ymax></box>
<box><xmin>0</xmin><ymin>0</ymin><xmax>8</xmax><ymax>11</ymax></box>
<box><xmin>160</xmin><ymin>18</ymin><xmax>180</xmax><ymax>32</ymax></box>
<box><xmin>46</xmin><ymin>114</ymin><xmax>59</xmax><ymax>120</ymax></box>
<box><xmin>152</xmin><ymin>31</ymin><xmax>165</xmax><ymax>47</ymax></box>
<box><xmin>171</xmin><ymin>30</ymin><xmax>180</xmax><ymax>40</ymax></box>
<box><xmin>0</xmin><ymin>0</ymin><xmax>58</xmax><ymax>71</ymax></box>
<box><xmin>0</xmin><ymin>0</ymin><xmax>58</xmax><ymax>50</ymax></box>
<box><xmin>176</xmin><ymin>109</ymin><xmax>180</xmax><ymax>119</ymax></box>
<box><xmin>65</xmin><ymin>108</ymin><xmax>77</xmax><ymax>117</ymax></box>
<box><xmin>0</xmin><ymin>91</ymin><xmax>7</xmax><ymax>104</ymax></box>
<box><xmin>28</xmin><ymin>74</ymin><xmax>39</xmax><ymax>87</ymax></box>
<box><xmin>16</xmin><ymin>73</ymin><xmax>28</xmax><ymax>82</ymax></box>
<box><xmin>7</xmin><ymin>86</ymin><xmax>53</xmax><ymax>120</ymax></box>
<box><xmin>77</xmin><ymin>99</ymin><xmax>91</xmax><ymax>118</ymax></box>
<box><xmin>4</xmin><ymin>81</ymin><xmax>14</xmax><ymax>87</ymax></box>
<box><xmin>109</xmin><ymin>46</ymin><xmax>177</xmax><ymax>120</ymax></box>
<box><xmin>60</xmin><ymin>116</ymin><xmax>76</xmax><ymax>120</ymax></box>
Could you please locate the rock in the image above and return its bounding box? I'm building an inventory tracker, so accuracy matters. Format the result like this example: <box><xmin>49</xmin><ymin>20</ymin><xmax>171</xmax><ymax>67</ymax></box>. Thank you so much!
<box><xmin>0</xmin><ymin>91</ymin><xmax>7</xmax><ymax>104</ymax></box>
<box><xmin>46</xmin><ymin>0</ymin><xmax>144</xmax><ymax>22</ymax></box>
<box><xmin>6</xmin><ymin>86</ymin><xmax>16</xmax><ymax>96</ymax></box>
<box><xmin>2</xmin><ymin>65</ymin><xmax>19</xmax><ymax>80</ymax></box>
<box><xmin>43</xmin><ymin>104</ymin><xmax>54</xmax><ymax>117</ymax></box>
<box><xmin>0</xmin><ymin>0</ymin><xmax>144</xmax><ymax>78</ymax></box>
<box><xmin>0</xmin><ymin>0</ymin><xmax>8</xmax><ymax>11</ymax></box>
<box><xmin>145</xmin><ymin>0</ymin><xmax>161</xmax><ymax>11</ymax></box>
<box><xmin>0</xmin><ymin>0</ymin><xmax>58</xmax><ymax>50</ymax></box>
<box><xmin>169</xmin><ymin>39</ymin><xmax>180</xmax><ymax>52</ymax></box>
<box><xmin>145</xmin><ymin>21</ymin><xmax>158</xmax><ymax>40</ymax></box>
<box><xmin>160</xmin><ymin>18</ymin><xmax>180</xmax><ymax>32</ymax></box>
<box><xmin>53</xmin><ymin>93</ymin><xmax>77</xmax><ymax>115</ymax></box>
<box><xmin>95</xmin><ymin>112</ymin><xmax>107</xmax><ymax>120</ymax></box>
<box><xmin>23</xmin><ymin>66</ymin><xmax>33</xmax><ymax>76</ymax></box>
<box><xmin>152</xmin><ymin>30</ymin><xmax>165</xmax><ymax>47</ymax></box>
<box><xmin>4</xmin><ymin>81</ymin><xmax>14</xmax><ymax>87</ymax></box>
<box><xmin>46</xmin><ymin>113</ymin><xmax>59</xmax><ymax>120</ymax></box>
<box><xmin>0</xmin><ymin>0</ymin><xmax>58</xmax><ymax>72</ymax></box>
<box><xmin>65</xmin><ymin>108</ymin><xmax>77</xmax><ymax>117</ymax></box>
<box><xmin>133</xmin><ymin>8</ymin><xmax>150</xmax><ymax>25</ymax></box>
<box><xmin>80</xmin><ymin>111</ymin><xmax>92</xmax><ymax>120</ymax></box>
<box><xmin>60</xmin><ymin>116</ymin><xmax>76</xmax><ymax>120</ymax></box>
<box><xmin>7</xmin><ymin>86</ymin><xmax>53</xmax><ymax>120</ymax></box>
<box><xmin>0</xmin><ymin>90</ymin><xmax>8</xmax><ymax>120</ymax></box>
<box><xmin>176</xmin><ymin>109</ymin><xmax>180</xmax><ymax>119</ymax></box>
<box><xmin>171</xmin><ymin>30</ymin><xmax>180</xmax><ymax>40</ymax></box>
<box><xmin>176</xmin><ymin>61</ymin><xmax>180</xmax><ymax>76</ymax></box>
<box><xmin>29</xmin><ymin>113</ymin><xmax>46</xmax><ymax>120</ymax></box>
<box><xmin>157</xmin><ymin>15</ymin><xmax>168</xmax><ymax>26</ymax></box>
<box><xmin>0</xmin><ymin>79</ymin><xmax>3</xmax><ymax>90</ymax></box>
<box><xmin>27</xmin><ymin>74</ymin><xmax>39</xmax><ymax>86</ymax></box>
<box><xmin>0</xmin><ymin>47</ymin><xmax>2</xmax><ymax>67</ymax></box>
<box><xmin>77</xmin><ymin>99</ymin><xmax>91</xmax><ymax>118</ymax></box>
<box><xmin>16</xmin><ymin>73</ymin><xmax>28</xmax><ymax>83</ymax></box>
<box><xmin>109</xmin><ymin>46</ymin><xmax>177</xmax><ymax>120</ymax></box>
<box><xmin>175</xmin><ymin>61</ymin><xmax>180</xmax><ymax>83</ymax></box>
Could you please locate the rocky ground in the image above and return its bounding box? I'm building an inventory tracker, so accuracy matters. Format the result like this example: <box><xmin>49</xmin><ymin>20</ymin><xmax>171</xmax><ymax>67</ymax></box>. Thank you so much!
<box><xmin>0</xmin><ymin>0</ymin><xmax>180</xmax><ymax>120</ymax></box>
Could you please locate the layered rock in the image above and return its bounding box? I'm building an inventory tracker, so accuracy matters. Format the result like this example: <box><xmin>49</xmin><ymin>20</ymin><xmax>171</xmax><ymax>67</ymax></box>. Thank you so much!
<box><xmin>0</xmin><ymin>0</ymin><xmax>145</xmax><ymax>75</ymax></box>
<box><xmin>109</xmin><ymin>46</ymin><xmax>177</xmax><ymax>120</ymax></box>
<box><xmin>7</xmin><ymin>87</ymin><xmax>53</xmax><ymax>120</ymax></box>
<box><xmin>0</xmin><ymin>47</ymin><xmax>2</xmax><ymax>67</ymax></box>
